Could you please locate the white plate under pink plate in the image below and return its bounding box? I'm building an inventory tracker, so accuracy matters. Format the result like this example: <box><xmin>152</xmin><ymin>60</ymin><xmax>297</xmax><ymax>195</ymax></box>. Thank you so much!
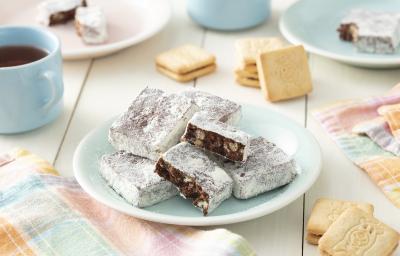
<box><xmin>0</xmin><ymin>0</ymin><xmax>171</xmax><ymax>60</ymax></box>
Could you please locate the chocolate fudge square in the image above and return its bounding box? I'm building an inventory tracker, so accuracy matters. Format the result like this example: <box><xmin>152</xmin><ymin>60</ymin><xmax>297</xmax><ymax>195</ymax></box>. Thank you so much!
<box><xmin>181</xmin><ymin>112</ymin><xmax>250</xmax><ymax>162</ymax></box>
<box><xmin>38</xmin><ymin>0</ymin><xmax>87</xmax><ymax>26</ymax></box>
<box><xmin>337</xmin><ymin>9</ymin><xmax>400</xmax><ymax>54</ymax></box>
<box><xmin>100</xmin><ymin>151</ymin><xmax>178</xmax><ymax>207</ymax></box>
<box><xmin>108</xmin><ymin>87</ymin><xmax>199</xmax><ymax>161</ymax></box>
<box><xmin>155</xmin><ymin>142</ymin><xmax>233</xmax><ymax>215</ymax></box>
<box><xmin>220</xmin><ymin>137</ymin><xmax>298</xmax><ymax>199</ymax></box>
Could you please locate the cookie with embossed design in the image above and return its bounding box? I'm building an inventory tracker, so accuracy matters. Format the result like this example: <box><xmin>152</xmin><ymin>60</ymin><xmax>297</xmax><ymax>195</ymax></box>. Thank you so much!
<box><xmin>306</xmin><ymin>198</ymin><xmax>374</xmax><ymax>245</ymax></box>
<box><xmin>234</xmin><ymin>38</ymin><xmax>285</xmax><ymax>88</ymax></box>
<box><xmin>256</xmin><ymin>45</ymin><xmax>313</xmax><ymax>102</ymax></box>
<box><xmin>319</xmin><ymin>207</ymin><xmax>399</xmax><ymax>256</ymax></box>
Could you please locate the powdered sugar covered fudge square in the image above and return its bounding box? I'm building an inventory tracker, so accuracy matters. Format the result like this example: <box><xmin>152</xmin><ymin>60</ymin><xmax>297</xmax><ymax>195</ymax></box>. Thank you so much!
<box><xmin>337</xmin><ymin>9</ymin><xmax>400</xmax><ymax>54</ymax></box>
<box><xmin>181</xmin><ymin>112</ymin><xmax>250</xmax><ymax>162</ymax></box>
<box><xmin>75</xmin><ymin>6</ymin><xmax>108</xmax><ymax>44</ymax></box>
<box><xmin>37</xmin><ymin>0</ymin><xmax>86</xmax><ymax>26</ymax></box>
<box><xmin>109</xmin><ymin>87</ymin><xmax>199</xmax><ymax>161</ymax></box>
<box><xmin>220</xmin><ymin>137</ymin><xmax>298</xmax><ymax>199</ymax></box>
<box><xmin>180</xmin><ymin>90</ymin><xmax>241</xmax><ymax>125</ymax></box>
<box><xmin>100</xmin><ymin>151</ymin><xmax>178</xmax><ymax>207</ymax></box>
<box><xmin>155</xmin><ymin>142</ymin><xmax>233</xmax><ymax>215</ymax></box>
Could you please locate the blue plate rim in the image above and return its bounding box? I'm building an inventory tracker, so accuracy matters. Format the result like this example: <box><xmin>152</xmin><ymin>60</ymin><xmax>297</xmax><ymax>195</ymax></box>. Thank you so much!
<box><xmin>73</xmin><ymin>104</ymin><xmax>322</xmax><ymax>226</ymax></box>
<box><xmin>279</xmin><ymin>0</ymin><xmax>400</xmax><ymax>67</ymax></box>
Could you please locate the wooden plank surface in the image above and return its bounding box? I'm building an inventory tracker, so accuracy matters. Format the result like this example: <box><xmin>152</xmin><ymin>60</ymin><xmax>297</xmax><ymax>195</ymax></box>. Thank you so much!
<box><xmin>1</xmin><ymin>0</ymin><xmax>399</xmax><ymax>255</ymax></box>
<box><xmin>55</xmin><ymin>1</ymin><xmax>306</xmax><ymax>255</ymax></box>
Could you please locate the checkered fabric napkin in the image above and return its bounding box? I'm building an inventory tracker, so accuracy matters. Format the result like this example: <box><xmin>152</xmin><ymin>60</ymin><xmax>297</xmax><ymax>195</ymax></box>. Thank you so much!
<box><xmin>313</xmin><ymin>84</ymin><xmax>400</xmax><ymax>208</ymax></box>
<box><xmin>0</xmin><ymin>149</ymin><xmax>255</xmax><ymax>256</ymax></box>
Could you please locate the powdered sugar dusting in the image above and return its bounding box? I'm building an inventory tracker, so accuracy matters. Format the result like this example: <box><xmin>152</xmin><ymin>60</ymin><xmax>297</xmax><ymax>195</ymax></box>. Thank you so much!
<box><xmin>100</xmin><ymin>151</ymin><xmax>177</xmax><ymax>207</ymax></box>
<box><xmin>109</xmin><ymin>87</ymin><xmax>199</xmax><ymax>160</ymax></box>
<box><xmin>37</xmin><ymin>0</ymin><xmax>84</xmax><ymax>25</ymax></box>
<box><xmin>75</xmin><ymin>6</ymin><xmax>108</xmax><ymax>44</ymax></box>
<box><xmin>162</xmin><ymin>142</ymin><xmax>233</xmax><ymax>213</ymax></box>
<box><xmin>180</xmin><ymin>89</ymin><xmax>242</xmax><ymax>125</ymax></box>
<box><xmin>340</xmin><ymin>9</ymin><xmax>400</xmax><ymax>54</ymax></box>
<box><xmin>221</xmin><ymin>137</ymin><xmax>297</xmax><ymax>199</ymax></box>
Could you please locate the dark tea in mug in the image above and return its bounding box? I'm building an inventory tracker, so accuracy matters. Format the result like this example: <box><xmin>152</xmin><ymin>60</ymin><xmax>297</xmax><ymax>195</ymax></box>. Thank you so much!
<box><xmin>0</xmin><ymin>26</ymin><xmax>63</xmax><ymax>134</ymax></box>
<box><xmin>0</xmin><ymin>45</ymin><xmax>48</xmax><ymax>68</ymax></box>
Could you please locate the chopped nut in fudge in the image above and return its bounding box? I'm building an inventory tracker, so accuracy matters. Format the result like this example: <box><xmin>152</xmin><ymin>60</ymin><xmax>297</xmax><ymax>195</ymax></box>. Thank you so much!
<box><xmin>155</xmin><ymin>142</ymin><xmax>233</xmax><ymax>215</ymax></box>
<box><xmin>181</xmin><ymin>112</ymin><xmax>250</xmax><ymax>162</ymax></box>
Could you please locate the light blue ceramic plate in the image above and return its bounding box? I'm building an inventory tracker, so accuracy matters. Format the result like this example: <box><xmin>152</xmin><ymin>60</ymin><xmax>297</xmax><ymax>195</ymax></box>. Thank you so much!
<box><xmin>279</xmin><ymin>0</ymin><xmax>400</xmax><ymax>68</ymax></box>
<box><xmin>73</xmin><ymin>105</ymin><xmax>321</xmax><ymax>226</ymax></box>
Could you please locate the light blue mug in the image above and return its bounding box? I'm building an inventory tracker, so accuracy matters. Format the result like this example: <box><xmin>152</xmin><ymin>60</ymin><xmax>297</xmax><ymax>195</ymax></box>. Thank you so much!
<box><xmin>0</xmin><ymin>26</ymin><xmax>64</xmax><ymax>134</ymax></box>
<box><xmin>187</xmin><ymin>0</ymin><xmax>270</xmax><ymax>31</ymax></box>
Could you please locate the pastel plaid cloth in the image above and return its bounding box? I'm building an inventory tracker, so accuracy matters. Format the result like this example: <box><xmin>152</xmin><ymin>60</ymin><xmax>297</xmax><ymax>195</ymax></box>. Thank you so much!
<box><xmin>314</xmin><ymin>86</ymin><xmax>400</xmax><ymax>208</ymax></box>
<box><xmin>0</xmin><ymin>149</ymin><xmax>255</xmax><ymax>256</ymax></box>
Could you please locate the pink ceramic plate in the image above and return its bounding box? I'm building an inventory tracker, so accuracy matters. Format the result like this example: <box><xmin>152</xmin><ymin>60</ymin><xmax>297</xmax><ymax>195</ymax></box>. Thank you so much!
<box><xmin>0</xmin><ymin>0</ymin><xmax>171</xmax><ymax>60</ymax></box>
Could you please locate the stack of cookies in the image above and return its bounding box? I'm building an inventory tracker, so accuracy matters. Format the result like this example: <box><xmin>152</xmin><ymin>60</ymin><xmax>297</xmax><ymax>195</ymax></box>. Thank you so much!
<box><xmin>155</xmin><ymin>40</ymin><xmax>314</xmax><ymax>103</ymax></box>
<box><xmin>306</xmin><ymin>198</ymin><xmax>399</xmax><ymax>255</ymax></box>
<box><xmin>234</xmin><ymin>38</ymin><xmax>313</xmax><ymax>102</ymax></box>
<box><xmin>155</xmin><ymin>44</ymin><xmax>216</xmax><ymax>83</ymax></box>
<box><xmin>234</xmin><ymin>37</ymin><xmax>285</xmax><ymax>88</ymax></box>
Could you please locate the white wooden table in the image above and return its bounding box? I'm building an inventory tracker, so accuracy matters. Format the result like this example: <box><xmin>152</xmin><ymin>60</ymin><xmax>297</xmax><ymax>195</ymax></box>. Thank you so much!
<box><xmin>1</xmin><ymin>0</ymin><xmax>399</xmax><ymax>255</ymax></box>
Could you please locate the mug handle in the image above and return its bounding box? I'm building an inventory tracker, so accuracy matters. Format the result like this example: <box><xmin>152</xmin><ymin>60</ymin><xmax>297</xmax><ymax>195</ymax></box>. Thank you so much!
<box><xmin>41</xmin><ymin>70</ymin><xmax>63</xmax><ymax>111</ymax></box>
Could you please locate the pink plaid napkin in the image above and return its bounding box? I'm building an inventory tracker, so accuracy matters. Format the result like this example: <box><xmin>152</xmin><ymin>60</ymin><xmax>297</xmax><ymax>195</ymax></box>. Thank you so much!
<box><xmin>0</xmin><ymin>149</ymin><xmax>255</xmax><ymax>256</ymax></box>
<box><xmin>313</xmin><ymin>84</ymin><xmax>400</xmax><ymax>208</ymax></box>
